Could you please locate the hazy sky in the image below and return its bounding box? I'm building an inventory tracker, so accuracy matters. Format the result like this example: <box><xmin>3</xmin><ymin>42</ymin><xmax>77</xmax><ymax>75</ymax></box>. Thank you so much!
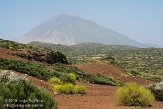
<box><xmin>0</xmin><ymin>0</ymin><xmax>163</xmax><ymax>47</ymax></box>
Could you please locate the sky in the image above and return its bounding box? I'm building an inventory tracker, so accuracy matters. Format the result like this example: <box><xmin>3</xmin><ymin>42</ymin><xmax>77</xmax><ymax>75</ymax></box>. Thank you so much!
<box><xmin>0</xmin><ymin>0</ymin><xmax>163</xmax><ymax>47</ymax></box>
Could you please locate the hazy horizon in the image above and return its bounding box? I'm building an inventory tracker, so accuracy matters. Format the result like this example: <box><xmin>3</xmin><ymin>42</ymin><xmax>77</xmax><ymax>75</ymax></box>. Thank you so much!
<box><xmin>0</xmin><ymin>0</ymin><xmax>163</xmax><ymax>47</ymax></box>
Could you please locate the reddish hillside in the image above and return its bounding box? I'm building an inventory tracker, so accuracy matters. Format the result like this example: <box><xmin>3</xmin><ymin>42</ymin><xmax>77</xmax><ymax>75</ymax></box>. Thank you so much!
<box><xmin>0</xmin><ymin>48</ymin><xmax>29</xmax><ymax>62</ymax></box>
<box><xmin>74</xmin><ymin>61</ymin><xmax>153</xmax><ymax>85</ymax></box>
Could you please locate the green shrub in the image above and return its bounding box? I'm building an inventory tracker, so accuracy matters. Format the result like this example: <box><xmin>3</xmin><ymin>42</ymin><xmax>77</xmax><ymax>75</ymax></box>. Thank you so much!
<box><xmin>52</xmin><ymin>83</ymin><xmax>76</xmax><ymax>94</ymax></box>
<box><xmin>116</xmin><ymin>82</ymin><xmax>155</xmax><ymax>107</ymax></box>
<box><xmin>52</xmin><ymin>63</ymin><xmax>75</xmax><ymax>73</ymax></box>
<box><xmin>0</xmin><ymin>70</ymin><xmax>57</xmax><ymax>109</ymax></box>
<box><xmin>129</xmin><ymin>70</ymin><xmax>140</xmax><ymax>76</ymax></box>
<box><xmin>75</xmin><ymin>85</ymin><xmax>86</xmax><ymax>94</ymax></box>
<box><xmin>48</xmin><ymin>77</ymin><xmax>62</xmax><ymax>84</ymax></box>
<box><xmin>51</xmin><ymin>83</ymin><xmax>86</xmax><ymax>94</ymax></box>
<box><xmin>68</xmin><ymin>73</ymin><xmax>77</xmax><ymax>83</ymax></box>
<box><xmin>51</xmin><ymin>70</ymin><xmax>76</xmax><ymax>84</ymax></box>
<box><xmin>149</xmin><ymin>82</ymin><xmax>163</xmax><ymax>101</ymax></box>
<box><xmin>52</xmin><ymin>63</ymin><xmax>85</xmax><ymax>76</ymax></box>
<box><xmin>86</xmin><ymin>73</ymin><xmax>119</xmax><ymax>86</ymax></box>
<box><xmin>149</xmin><ymin>76</ymin><xmax>162</xmax><ymax>82</ymax></box>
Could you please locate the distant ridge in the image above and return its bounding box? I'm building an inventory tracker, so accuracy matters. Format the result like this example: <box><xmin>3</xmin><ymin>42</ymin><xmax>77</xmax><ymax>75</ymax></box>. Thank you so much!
<box><xmin>28</xmin><ymin>41</ymin><xmax>139</xmax><ymax>56</ymax></box>
<box><xmin>17</xmin><ymin>14</ymin><xmax>156</xmax><ymax>47</ymax></box>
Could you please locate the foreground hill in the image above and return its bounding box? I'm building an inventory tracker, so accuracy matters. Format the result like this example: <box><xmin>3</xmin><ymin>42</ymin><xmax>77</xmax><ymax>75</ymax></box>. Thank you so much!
<box><xmin>16</xmin><ymin>14</ymin><xmax>155</xmax><ymax>47</ymax></box>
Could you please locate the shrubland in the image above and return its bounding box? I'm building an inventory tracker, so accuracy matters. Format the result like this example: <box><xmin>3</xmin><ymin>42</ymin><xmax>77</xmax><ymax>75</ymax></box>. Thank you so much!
<box><xmin>0</xmin><ymin>58</ymin><xmax>121</xmax><ymax>86</ymax></box>
<box><xmin>0</xmin><ymin>70</ymin><xmax>57</xmax><ymax>109</ymax></box>
<box><xmin>108</xmin><ymin>48</ymin><xmax>163</xmax><ymax>81</ymax></box>
<box><xmin>48</xmin><ymin>77</ymin><xmax>86</xmax><ymax>94</ymax></box>
<box><xmin>0</xmin><ymin>58</ymin><xmax>52</xmax><ymax>80</ymax></box>
<box><xmin>86</xmin><ymin>73</ymin><xmax>121</xmax><ymax>86</ymax></box>
<box><xmin>52</xmin><ymin>63</ymin><xmax>121</xmax><ymax>86</ymax></box>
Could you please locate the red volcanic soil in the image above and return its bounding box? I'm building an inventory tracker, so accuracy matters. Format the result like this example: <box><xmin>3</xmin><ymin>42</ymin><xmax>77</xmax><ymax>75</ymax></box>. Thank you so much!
<box><xmin>0</xmin><ymin>48</ymin><xmax>32</xmax><ymax>62</ymax></box>
<box><xmin>11</xmin><ymin>72</ymin><xmax>163</xmax><ymax>109</ymax></box>
<box><xmin>14</xmin><ymin>69</ymin><xmax>160</xmax><ymax>109</ymax></box>
<box><xmin>56</xmin><ymin>83</ymin><xmax>163</xmax><ymax>109</ymax></box>
<box><xmin>74</xmin><ymin>61</ymin><xmax>153</xmax><ymax>85</ymax></box>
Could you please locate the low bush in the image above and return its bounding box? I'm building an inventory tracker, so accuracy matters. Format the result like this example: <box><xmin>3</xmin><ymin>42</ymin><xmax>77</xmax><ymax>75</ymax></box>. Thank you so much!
<box><xmin>116</xmin><ymin>82</ymin><xmax>155</xmax><ymax>107</ymax></box>
<box><xmin>0</xmin><ymin>70</ymin><xmax>57</xmax><ymax>109</ymax></box>
<box><xmin>51</xmin><ymin>83</ymin><xmax>86</xmax><ymax>94</ymax></box>
<box><xmin>48</xmin><ymin>77</ymin><xmax>62</xmax><ymax>84</ymax></box>
<box><xmin>128</xmin><ymin>70</ymin><xmax>140</xmax><ymax>76</ymax></box>
<box><xmin>68</xmin><ymin>73</ymin><xmax>77</xmax><ymax>83</ymax></box>
<box><xmin>149</xmin><ymin>82</ymin><xmax>163</xmax><ymax>101</ymax></box>
<box><xmin>52</xmin><ymin>63</ymin><xmax>85</xmax><ymax>76</ymax></box>
<box><xmin>52</xmin><ymin>63</ymin><xmax>75</xmax><ymax>73</ymax></box>
<box><xmin>86</xmin><ymin>73</ymin><xmax>120</xmax><ymax>86</ymax></box>
<box><xmin>75</xmin><ymin>85</ymin><xmax>86</xmax><ymax>94</ymax></box>
<box><xmin>51</xmin><ymin>70</ymin><xmax>76</xmax><ymax>84</ymax></box>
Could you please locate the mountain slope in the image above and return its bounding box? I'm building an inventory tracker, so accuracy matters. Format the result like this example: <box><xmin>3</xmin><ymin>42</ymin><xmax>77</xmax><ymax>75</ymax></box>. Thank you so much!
<box><xmin>17</xmin><ymin>14</ymin><xmax>154</xmax><ymax>47</ymax></box>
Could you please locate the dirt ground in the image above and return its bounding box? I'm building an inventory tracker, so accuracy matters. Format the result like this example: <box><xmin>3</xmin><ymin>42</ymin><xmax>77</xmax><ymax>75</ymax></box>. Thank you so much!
<box><xmin>15</xmin><ymin>71</ymin><xmax>163</xmax><ymax>109</ymax></box>
<box><xmin>55</xmin><ymin>83</ymin><xmax>163</xmax><ymax>109</ymax></box>
<box><xmin>74</xmin><ymin>61</ymin><xmax>154</xmax><ymax>85</ymax></box>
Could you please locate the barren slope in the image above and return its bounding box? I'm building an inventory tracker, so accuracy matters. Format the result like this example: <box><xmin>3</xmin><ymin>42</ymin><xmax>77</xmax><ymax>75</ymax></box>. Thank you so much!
<box><xmin>74</xmin><ymin>61</ymin><xmax>153</xmax><ymax>85</ymax></box>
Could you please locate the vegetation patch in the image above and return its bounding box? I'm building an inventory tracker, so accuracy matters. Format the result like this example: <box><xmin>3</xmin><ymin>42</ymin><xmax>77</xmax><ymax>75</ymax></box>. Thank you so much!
<box><xmin>51</xmin><ymin>83</ymin><xmax>86</xmax><ymax>94</ymax></box>
<box><xmin>0</xmin><ymin>58</ymin><xmax>121</xmax><ymax>86</ymax></box>
<box><xmin>0</xmin><ymin>58</ymin><xmax>52</xmax><ymax>80</ymax></box>
<box><xmin>0</xmin><ymin>70</ymin><xmax>57</xmax><ymax>109</ymax></box>
<box><xmin>51</xmin><ymin>71</ymin><xmax>77</xmax><ymax>84</ymax></box>
<box><xmin>48</xmin><ymin>77</ymin><xmax>86</xmax><ymax>94</ymax></box>
<box><xmin>0</xmin><ymin>39</ymin><xmax>26</xmax><ymax>50</ymax></box>
<box><xmin>48</xmin><ymin>77</ymin><xmax>62</xmax><ymax>84</ymax></box>
<box><xmin>52</xmin><ymin>63</ymin><xmax>121</xmax><ymax>86</ymax></box>
<box><xmin>52</xmin><ymin>63</ymin><xmax>82</xmax><ymax>74</ymax></box>
<box><xmin>108</xmin><ymin>48</ymin><xmax>163</xmax><ymax>81</ymax></box>
<box><xmin>116</xmin><ymin>82</ymin><xmax>155</xmax><ymax>107</ymax></box>
<box><xmin>86</xmin><ymin>73</ymin><xmax>121</xmax><ymax>86</ymax></box>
